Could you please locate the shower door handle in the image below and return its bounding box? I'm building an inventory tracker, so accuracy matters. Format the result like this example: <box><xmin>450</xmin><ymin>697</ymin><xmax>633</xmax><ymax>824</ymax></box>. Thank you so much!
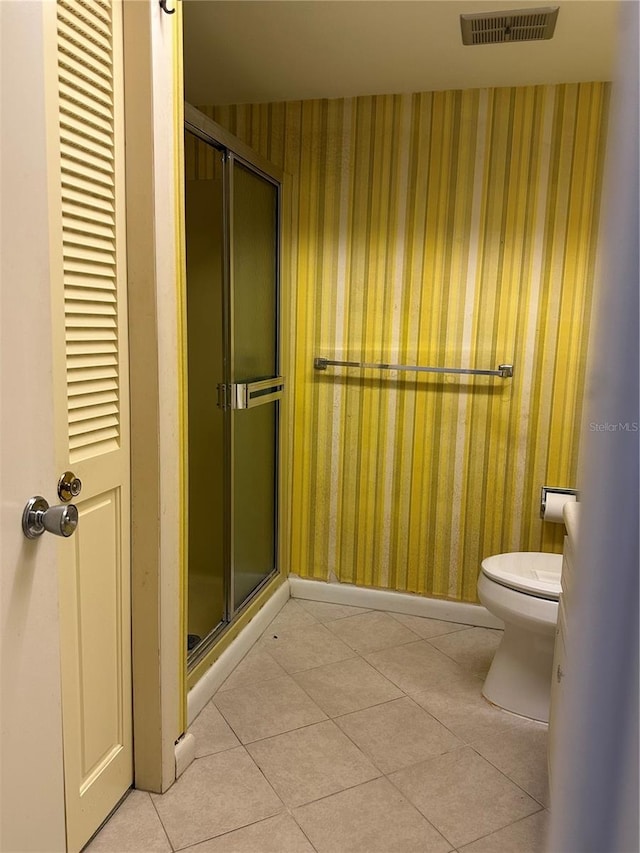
<box><xmin>229</xmin><ymin>376</ymin><xmax>285</xmax><ymax>410</ymax></box>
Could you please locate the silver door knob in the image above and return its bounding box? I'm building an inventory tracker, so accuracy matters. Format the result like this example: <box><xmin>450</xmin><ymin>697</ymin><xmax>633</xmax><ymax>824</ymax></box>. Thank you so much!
<box><xmin>22</xmin><ymin>496</ymin><xmax>79</xmax><ymax>539</ymax></box>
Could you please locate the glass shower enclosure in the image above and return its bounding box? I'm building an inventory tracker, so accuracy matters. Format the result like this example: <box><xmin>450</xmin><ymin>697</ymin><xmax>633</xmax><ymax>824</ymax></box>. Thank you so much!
<box><xmin>183</xmin><ymin>105</ymin><xmax>283</xmax><ymax>668</ymax></box>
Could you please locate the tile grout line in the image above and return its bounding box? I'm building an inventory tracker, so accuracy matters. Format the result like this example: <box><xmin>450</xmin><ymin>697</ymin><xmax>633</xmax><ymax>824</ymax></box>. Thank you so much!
<box><xmin>286</xmin><ymin>668</ymin><xmax>403</xmax><ymax>723</ymax></box>
<box><xmin>170</xmin><ymin>812</ymin><xmax>289</xmax><ymax>852</ymax></box>
<box><xmin>202</xmin><ymin>607</ymin><xmax>543</xmax><ymax>774</ymax></box>
<box><xmin>422</xmin><ymin>631</ymin><xmax>502</xmax><ymax>674</ymax></box>
<box><xmin>455</xmin><ymin>807</ymin><xmax>548</xmax><ymax>852</ymax></box>
<box><xmin>465</xmin><ymin>740</ymin><xmax>551</xmax><ymax>810</ymax></box>
<box><xmin>214</xmin><ymin>625</ymin><xmax>482</xmax><ymax>702</ymax></box>
<box><xmin>180</xmin><ymin>606</ymin><xmax>546</xmax><ymax>852</ymax></box>
<box><xmin>235</xmin><ymin>621</ymin><xmax>430</xmax><ymax>685</ymax></box>
<box><xmin>384</xmin><ymin>608</ymin><xmax>475</xmax><ymax>630</ymax></box>
<box><xmin>295</xmin><ymin>600</ymin><xmax>374</xmax><ymax>621</ymax></box>
<box><xmin>228</xmin><ymin>621</ymin><xmax>431</xmax><ymax>824</ymax></box>
<box><xmin>382</xmin><ymin>743</ymin><xmax>541</xmax><ymax>850</ymax></box>
<box><xmin>212</xmin><ymin>614</ymin><xmax>454</xmax><ymax>748</ymax></box>
<box><xmin>148</xmin><ymin>789</ymin><xmax>179</xmax><ymax>853</ymax></box>
<box><xmin>297</xmin><ymin>639</ymin><xmax>474</xmax><ymax>797</ymax></box>
<box><xmin>150</xmin><ymin>743</ymin><xmax>286</xmax><ymax>851</ymax></box>
<box><xmin>332</xmin><ymin>696</ymin><xmax>472</xmax><ymax>782</ymax></box>
<box><xmin>382</xmin><ymin>760</ymin><xmax>460</xmax><ymax>850</ymax></box>
<box><xmin>92</xmin><ymin>606</ymin><xmax>549</xmax><ymax>852</ymax></box>
<box><xmin>322</xmin><ymin>614</ymin><xmax>548</xmax><ymax>847</ymax></box>
<box><xmin>283</xmin><ymin>804</ymin><xmax>321</xmax><ymax>853</ymax></box>
<box><xmin>249</xmin><ymin>615</ymin><xmax>488</xmax><ymax>750</ymax></box>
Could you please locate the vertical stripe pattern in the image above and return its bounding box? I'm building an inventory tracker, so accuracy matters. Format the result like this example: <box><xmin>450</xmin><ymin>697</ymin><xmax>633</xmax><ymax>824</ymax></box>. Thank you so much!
<box><xmin>199</xmin><ymin>83</ymin><xmax>609</xmax><ymax>603</ymax></box>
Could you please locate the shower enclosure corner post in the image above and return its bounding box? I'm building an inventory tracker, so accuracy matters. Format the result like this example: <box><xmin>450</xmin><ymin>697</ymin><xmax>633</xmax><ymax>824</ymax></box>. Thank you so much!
<box><xmin>222</xmin><ymin>148</ymin><xmax>233</xmax><ymax>629</ymax></box>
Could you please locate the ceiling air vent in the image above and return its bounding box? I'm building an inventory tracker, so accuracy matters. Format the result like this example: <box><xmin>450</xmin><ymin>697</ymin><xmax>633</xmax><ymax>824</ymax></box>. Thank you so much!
<box><xmin>460</xmin><ymin>6</ymin><xmax>559</xmax><ymax>45</ymax></box>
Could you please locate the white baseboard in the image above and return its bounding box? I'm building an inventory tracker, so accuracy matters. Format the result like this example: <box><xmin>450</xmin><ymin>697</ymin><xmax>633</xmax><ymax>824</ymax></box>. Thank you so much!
<box><xmin>187</xmin><ymin>574</ymin><xmax>501</xmax><ymax>727</ymax></box>
<box><xmin>288</xmin><ymin>575</ymin><xmax>503</xmax><ymax>629</ymax></box>
<box><xmin>174</xmin><ymin>732</ymin><xmax>196</xmax><ymax>779</ymax></box>
<box><xmin>187</xmin><ymin>581</ymin><xmax>290</xmax><ymax>725</ymax></box>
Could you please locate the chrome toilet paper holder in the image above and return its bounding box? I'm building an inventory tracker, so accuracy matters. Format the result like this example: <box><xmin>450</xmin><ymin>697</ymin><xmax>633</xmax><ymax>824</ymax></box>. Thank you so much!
<box><xmin>540</xmin><ymin>486</ymin><xmax>579</xmax><ymax>519</ymax></box>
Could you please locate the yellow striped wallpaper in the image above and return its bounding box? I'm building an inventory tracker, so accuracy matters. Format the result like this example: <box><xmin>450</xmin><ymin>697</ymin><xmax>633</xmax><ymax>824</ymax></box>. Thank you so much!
<box><xmin>200</xmin><ymin>83</ymin><xmax>609</xmax><ymax>603</ymax></box>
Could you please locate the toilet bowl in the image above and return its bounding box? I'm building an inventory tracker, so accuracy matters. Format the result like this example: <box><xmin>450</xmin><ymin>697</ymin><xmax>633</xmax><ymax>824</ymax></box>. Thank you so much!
<box><xmin>477</xmin><ymin>551</ymin><xmax>563</xmax><ymax>723</ymax></box>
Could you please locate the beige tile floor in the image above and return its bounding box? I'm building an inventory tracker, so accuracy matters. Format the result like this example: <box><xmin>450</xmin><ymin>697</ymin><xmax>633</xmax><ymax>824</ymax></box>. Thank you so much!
<box><xmin>87</xmin><ymin>599</ymin><xmax>551</xmax><ymax>853</ymax></box>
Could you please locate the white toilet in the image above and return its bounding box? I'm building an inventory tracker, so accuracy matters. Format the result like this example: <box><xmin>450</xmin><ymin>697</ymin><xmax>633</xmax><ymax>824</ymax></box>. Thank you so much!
<box><xmin>477</xmin><ymin>551</ymin><xmax>563</xmax><ymax>723</ymax></box>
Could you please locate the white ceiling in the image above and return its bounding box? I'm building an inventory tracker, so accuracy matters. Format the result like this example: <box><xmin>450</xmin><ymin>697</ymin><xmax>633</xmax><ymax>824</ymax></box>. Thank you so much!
<box><xmin>183</xmin><ymin>0</ymin><xmax>619</xmax><ymax>106</ymax></box>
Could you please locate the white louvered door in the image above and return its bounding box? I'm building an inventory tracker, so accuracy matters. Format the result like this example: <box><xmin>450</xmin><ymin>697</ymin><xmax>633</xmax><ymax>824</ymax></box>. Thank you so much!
<box><xmin>53</xmin><ymin>1</ymin><xmax>132</xmax><ymax>850</ymax></box>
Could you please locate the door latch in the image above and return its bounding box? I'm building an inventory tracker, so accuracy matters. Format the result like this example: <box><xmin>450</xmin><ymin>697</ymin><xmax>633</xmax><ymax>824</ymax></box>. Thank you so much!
<box><xmin>216</xmin><ymin>383</ymin><xmax>228</xmax><ymax>410</ymax></box>
<box><xmin>58</xmin><ymin>470</ymin><xmax>82</xmax><ymax>502</ymax></box>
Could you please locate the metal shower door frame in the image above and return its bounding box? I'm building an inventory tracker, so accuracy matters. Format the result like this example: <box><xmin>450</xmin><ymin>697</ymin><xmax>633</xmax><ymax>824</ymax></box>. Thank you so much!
<box><xmin>184</xmin><ymin>104</ymin><xmax>283</xmax><ymax>669</ymax></box>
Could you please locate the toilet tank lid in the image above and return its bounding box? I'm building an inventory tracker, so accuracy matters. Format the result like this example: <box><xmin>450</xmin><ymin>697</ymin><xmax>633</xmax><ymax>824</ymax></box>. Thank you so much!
<box><xmin>481</xmin><ymin>552</ymin><xmax>563</xmax><ymax>599</ymax></box>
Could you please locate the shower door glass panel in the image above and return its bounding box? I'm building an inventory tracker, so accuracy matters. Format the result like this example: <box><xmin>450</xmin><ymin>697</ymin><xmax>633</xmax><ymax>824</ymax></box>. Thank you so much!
<box><xmin>231</xmin><ymin>159</ymin><xmax>279</xmax><ymax>612</ymax></box>
<box><xmin>185</xmin><ymin>132</ymin><xmax>226</xmax><ymax>648</ymax></box>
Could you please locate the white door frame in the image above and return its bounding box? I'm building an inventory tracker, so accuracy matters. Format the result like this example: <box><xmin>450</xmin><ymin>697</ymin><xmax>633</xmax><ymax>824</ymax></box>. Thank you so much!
<box><xmin>123</xmin><ymin>0</ymin><xmax>185</xmax><ymax>794</ymax></box>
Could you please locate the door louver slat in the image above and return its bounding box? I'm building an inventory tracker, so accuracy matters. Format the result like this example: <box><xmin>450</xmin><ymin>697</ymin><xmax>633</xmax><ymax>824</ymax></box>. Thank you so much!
<box><xmin>67</xmin><ymin>340</ymin><xmax>117</xmax><ymax>355</ymax></box>
<box><xmin>62</xmin><ymin>170</ymin><xmax>116</xmax><ymax>200</ymax></box>
<box><xmin>66</xmin><ymin>329</ymin><xmax>117</xmax><ymax>342</ymax></box>
<box><xmin>59</xmin><ymin>64</ymin><xmax>113</xmax><ymax>106</ymax></box>
<box><xmin>76</xmin><ymin>0</ymin><xmax>111</xmax><ymax>24</ymax></box>
<box><xmin>61</xmin><ymin>119</ymin><xmax>112</xmax><ymax>148</ymax></box>
<box><xmin>62</xmin><ymin>183</ymin><xmax>115</xmax><ymax>214</ymax></box>
<box><xmin>60</xmin><ymin>0</ymin><xmax>112</xmax><ymax>39</ymax></box>
<box><xmin>69</xmin><ymin>400</ymin><xmax>118</xmax><ymax>421</ymax></box>
<box><xmin>62</xmin><ymin>200</ymin><xmax>114</xmax><ymax>228</ymax></box>
<box><xmin>69</xmin><ymin>426</ymin><xmax>120</xmax><ymax>451</ymax></box>
<box><xmin>67</xmin><ymin>377</ymin><xmax>118</xmax><ymax>397</ymax></box>
<box><xmin>68</xmin><ymin>389</ymin><xmax>118</xmax><ymax>409</ymax></box>
<box><xmin>59</xmin><ymin>80</ymin><xmax>113</xmax><ymax>121</ymax></box>
<box><xmin>58</xmin><ymin>41</ymin><xmax>112</xmax><ymax>89</ymax></box>
<box><xmin>60</xmin><ymin>114</ymin><xmax>113</xmax><ymax>154</ymax></box>
<box><xmin>62</xmin><ymin>160</ymin><xmax>115</xmax><ymax>191</ymax></box>
<box><xmin>65</xmin><ymin>316</ymin><xmax>117</xmax><ymax>331</ymax></box>
<box><xmin>63</xmin><ymin>260</ymin><xmax>117</xmax><ymax>278</ymax></box>
<box><xmin>67</xmin><ymin>365</ymin><xmax>118</xmax><ymax>382</ymax></box>
<box><xmin>60</xmin><ymin>98</ymin><xmax>114</xmax><ymax>137</ymax></box>
<box><xmin>64</xmin><ymin>237</ymin><xmax>115</xmax><ymax>262</ymax></box>
<box><xmin>58</xmin><ymin>18</ymin><xmax>113</xmax><ymax>71</ymax></box>
<box><xmin>62</xmin><ymin>221</ymin><xmax>115</xmax><ymax>245</ymax></box>
<box><xmin>65</xmin><ymin>300</ymin><xmax>117</xmax><ymax>316</ymax></box>
<box><xmin>61</xmin><ymin>143</ymin><xmax>115</xmax><ymax>179</ymax></box>
<box><xmin>58</xmin><ymin>0</ymin><xmax>120</xmax><ymax>459</ymax></box>
<box><xmin>63</xmin><ymin>244</ymin><xmax>117</xmax><ymax>265</ymax></box>
<box><xmin>68</xmin><ymin>412</ymin><xmax>119</xmax><ymax>436</ymax></box>
<box><xmin>67</xmin><ymin>352</ymin><xmax>117</xmax><ymax>367</ymax></box>
<box><xmin>64</xmin><ymin>279</ymin><xmax>117</xmax><ymax>296</ymax></box>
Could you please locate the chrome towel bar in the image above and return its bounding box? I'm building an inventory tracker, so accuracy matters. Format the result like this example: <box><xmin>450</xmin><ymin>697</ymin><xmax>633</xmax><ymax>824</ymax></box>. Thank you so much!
<box><xmin>313</xmin><ymin>358</ymin><xmax>514</xmax><ymax>379</ymax></box>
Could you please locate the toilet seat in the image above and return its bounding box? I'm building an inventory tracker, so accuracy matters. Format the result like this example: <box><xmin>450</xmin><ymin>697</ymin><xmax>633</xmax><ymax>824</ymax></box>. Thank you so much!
<box><xmin>481</xmin><ymin>552</ymin><xmax>562</xmax><ymax>601</ymax></box>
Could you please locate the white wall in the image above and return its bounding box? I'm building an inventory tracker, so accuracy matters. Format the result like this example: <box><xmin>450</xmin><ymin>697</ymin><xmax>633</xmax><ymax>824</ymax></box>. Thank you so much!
<box><xmin>547</xmin><ymin>3</ymin><xmax>639</xmax><ymax>851</ymax></box>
